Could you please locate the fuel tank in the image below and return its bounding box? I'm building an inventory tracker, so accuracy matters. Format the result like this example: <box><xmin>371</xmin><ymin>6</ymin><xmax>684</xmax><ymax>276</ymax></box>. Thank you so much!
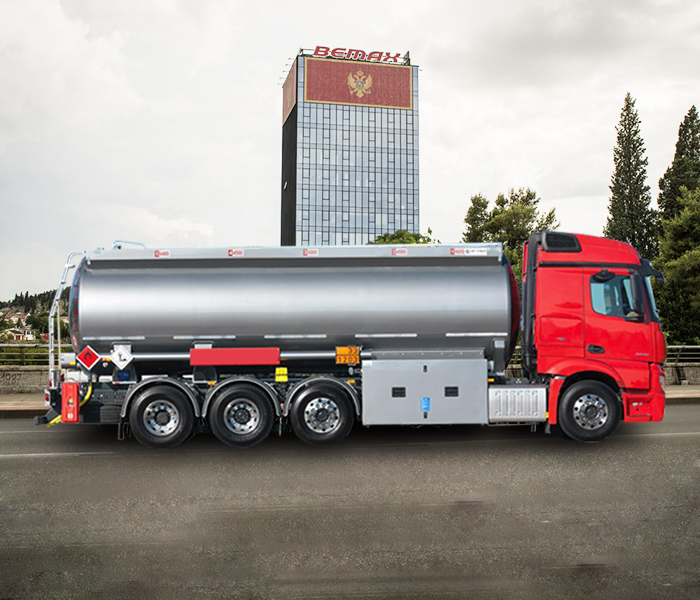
<box><xmin>69</xmin><ymin>244</ymin><xmax>519</xmax><ymax>362</ymax></box>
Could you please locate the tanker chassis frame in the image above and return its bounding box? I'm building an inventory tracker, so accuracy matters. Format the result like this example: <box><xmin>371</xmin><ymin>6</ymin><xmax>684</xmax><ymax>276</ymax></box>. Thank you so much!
<box><xmin>37</xmin><ymin>232</ymin><xmax>667</xmax><ymax>447</ymax></box>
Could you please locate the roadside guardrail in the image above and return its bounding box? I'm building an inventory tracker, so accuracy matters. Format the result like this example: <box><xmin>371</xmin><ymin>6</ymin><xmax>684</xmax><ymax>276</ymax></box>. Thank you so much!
<box><xmin>2</xmin><ymin>343</ymin><xmax>699</xmax><ymax>369</ymax></box>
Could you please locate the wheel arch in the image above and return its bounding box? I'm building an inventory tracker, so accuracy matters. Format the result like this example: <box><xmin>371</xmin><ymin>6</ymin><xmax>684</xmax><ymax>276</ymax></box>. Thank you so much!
<box><xmin>120</xmin><ymin>377</ymin><xmax>201</xmax><ymax>420</ymax></box>
<box><xmin>545</xmin><ymin>362</ymin><xmax>623</xmax><ymax>426</ymax></box>
<box><xmin>558</xmin><ymin>371</ymin><xmax>622</xmax><ymax>399</ymax></box>
<box><xmin>284</xmin><ymin>376</ymin><xmax>360</xmax><ymax>418</ymax></box>
<box><xmin>202</xmin><ymin>377</ymin><xmax>280</xmax><ymax>418</ymax></box>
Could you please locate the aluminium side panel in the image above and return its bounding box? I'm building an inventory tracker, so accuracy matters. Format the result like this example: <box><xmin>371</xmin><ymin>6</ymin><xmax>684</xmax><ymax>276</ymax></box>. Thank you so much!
<box><xmin>361</xmin><ymin>358</ymin><xmax>488</xmax><ymax>425</ymax></box>
<box><xmin>488</xmin><ymin>386</ymin><xmax>547</xmax><ymax>422</ymax></box>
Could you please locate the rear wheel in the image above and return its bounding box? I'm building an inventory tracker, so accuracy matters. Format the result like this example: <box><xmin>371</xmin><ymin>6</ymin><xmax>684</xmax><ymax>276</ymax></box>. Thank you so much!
<box><xmin>208</xmin><ymin>384</ymin><xmax>274</xmax><ymax>448</ymax></box>
<box><xmin>290</xmin><ymin>385</ymin><xmax>354</xmax><ymax>445</ymax></box>
<box><xmin>129</xmin><ymin>385</ymin><xmax>195</xmax><ymax>449</ymax></box>
<box><xmin>557</xmin><ymin>380</ymin><xmax>621</xmax><ymax>442</ymax></box>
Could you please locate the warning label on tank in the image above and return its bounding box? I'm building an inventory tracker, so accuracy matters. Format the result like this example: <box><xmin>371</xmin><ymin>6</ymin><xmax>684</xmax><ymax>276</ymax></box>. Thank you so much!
<box><xmin>77</xmin><ymin>345</ymin><xmax>100</xmax><ymax>370</ymax></box>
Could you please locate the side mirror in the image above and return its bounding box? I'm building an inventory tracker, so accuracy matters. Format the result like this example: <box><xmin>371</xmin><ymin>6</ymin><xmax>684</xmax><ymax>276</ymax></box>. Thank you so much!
<box><xmin>640</xmin><ymin>259</ymin><xmax>665</xmax><ymax>284</ymax></box>
<box><xmin>625</xmin><ymin>275</ymin><xmax>645</xmax><ymax>321</ymax></box>
<box><xmin>592</xmin><ymin>269</ymin><xmax>615</xmax><ymax>283</ymax></box>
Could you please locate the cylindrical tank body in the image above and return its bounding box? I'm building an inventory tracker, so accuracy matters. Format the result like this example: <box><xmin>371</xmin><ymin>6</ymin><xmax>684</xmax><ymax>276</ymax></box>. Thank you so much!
<box><xmin>69</xmin><ymin>246</ymin><xmax>519</xmax><ymax>361</ymax></box>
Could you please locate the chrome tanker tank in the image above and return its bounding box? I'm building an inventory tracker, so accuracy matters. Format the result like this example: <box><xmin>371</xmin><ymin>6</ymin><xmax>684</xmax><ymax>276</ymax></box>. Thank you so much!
<box><xmin>69</xmin><ymin>244</ymin><xmax>519</xmax><ymax>363</ymax></box>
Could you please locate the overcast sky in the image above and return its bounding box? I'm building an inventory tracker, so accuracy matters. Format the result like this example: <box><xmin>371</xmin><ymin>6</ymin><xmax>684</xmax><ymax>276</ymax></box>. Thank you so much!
<box><xmin>1</xmin><ymin>0</ymin><xmax>698</xmax><ymax>300</ymax></box>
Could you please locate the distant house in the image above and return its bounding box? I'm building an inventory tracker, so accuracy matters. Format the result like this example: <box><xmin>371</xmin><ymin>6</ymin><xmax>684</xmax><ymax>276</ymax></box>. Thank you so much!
<box><xmin>3</xmin><ymin>312</ymin><xmax>30</xmax><ymax>326</ymax></box>
<box><xmin>6</xmin><ymin>327</ymin><xmax>35</xmax><ymax>342</ymax></box>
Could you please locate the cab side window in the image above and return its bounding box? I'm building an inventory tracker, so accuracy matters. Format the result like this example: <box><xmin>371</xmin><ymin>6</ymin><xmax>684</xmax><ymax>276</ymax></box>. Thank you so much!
<box><xmin>590</xmin><ymin>275</ymin><xmax>634</xmax><ymax>318</ymax></box>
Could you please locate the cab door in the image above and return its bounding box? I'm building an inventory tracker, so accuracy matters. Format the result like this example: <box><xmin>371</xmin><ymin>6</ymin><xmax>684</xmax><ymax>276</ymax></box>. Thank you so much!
<box><xmin>583</xmin><ymin>269</ymin><xmax>652</xmax><ymax>390</ymax></box>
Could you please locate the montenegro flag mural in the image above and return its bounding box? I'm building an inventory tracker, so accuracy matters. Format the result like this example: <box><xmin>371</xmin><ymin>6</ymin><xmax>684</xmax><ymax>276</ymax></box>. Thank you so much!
<box><xmin>304</xmin><ymin>57</ymin><xmax>413</xmax><ymax>110</ymax></box>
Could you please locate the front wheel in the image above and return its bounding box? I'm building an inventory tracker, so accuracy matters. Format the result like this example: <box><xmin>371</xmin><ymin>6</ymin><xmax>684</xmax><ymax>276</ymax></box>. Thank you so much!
<box><xmin>557</xmin><ymin>381</ymin><xmax>621</xmax><ymax>442</ymax></box>
<box><xmin>290</xmin><ymin>385</ymin><xmax>354</xmax><ymax>445</ymax></box>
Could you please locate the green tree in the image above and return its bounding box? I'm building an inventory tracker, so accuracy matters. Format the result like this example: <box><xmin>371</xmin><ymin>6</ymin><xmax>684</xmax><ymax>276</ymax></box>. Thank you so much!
<box><xmin>26</xmin><ymin>314</ymin><xmax>50</xmax><ymax>335</ymax></box>
<box><xmin>658</xmin><ymin>106</ymin><xmax>700</xmax><ymax>221</ymax></box>
<box><xmin>462</xmin><ymin>194</ymin><xmax>490</xmax><ymax>242</ymax></box>
<box><xmin>655</xmin><ymin>187</ymin><xmax>700</xmax><ymax>344</ymax></box>
<box><xmin>603</xmin><ymin>93</ymin><xmax>660</xmax><ymax>260</ymax></box>
<box><xmin>462</xmin><ymin>187</ymin><xmax>558</xmax><ymax>282</ymax></box>
<box><xmin>369</xmin><ymin>228</ymin><xmax>440</xmax><ymax>245</ymax></box>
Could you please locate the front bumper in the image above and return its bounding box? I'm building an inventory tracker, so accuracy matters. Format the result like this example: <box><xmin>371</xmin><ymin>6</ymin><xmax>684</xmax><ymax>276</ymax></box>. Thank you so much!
<box><xmin>623</xmin><ymin>364</ymin><xmax>665</xmax><ymax>422</ymax></box>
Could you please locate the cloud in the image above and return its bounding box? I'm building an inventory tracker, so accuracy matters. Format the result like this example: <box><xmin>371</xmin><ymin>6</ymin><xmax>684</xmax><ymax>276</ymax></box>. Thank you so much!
<box><xmin>0</xmin><ymin>0</ymin><xmax>142</xmax><ymax>155</ymax></box>
<box><xmin>116</xmin><ymin>207</ymin><xmax>214</xmax><ymax>246</ymax></box>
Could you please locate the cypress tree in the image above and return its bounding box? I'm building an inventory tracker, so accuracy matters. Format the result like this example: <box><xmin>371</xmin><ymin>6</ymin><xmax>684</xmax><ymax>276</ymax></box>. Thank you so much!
<box><xmin>658</xmin><ymin>105</ymin><xmax>700</xmax><ymax>220</ymax></box>
<box><xmin>655</xmin><ymin>187</ymin><xmax>700</xmax><ymax>344</ymax></box>
<box><xmin>603</xmin><ymin>93</ymin><xmax>660</xmax><ymax>260</ymax></box>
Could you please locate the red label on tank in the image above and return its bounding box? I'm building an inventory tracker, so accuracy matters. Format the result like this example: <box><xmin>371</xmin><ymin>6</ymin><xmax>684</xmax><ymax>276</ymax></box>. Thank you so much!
<box><xmin>392</xmin><ymin>248</ymin><xmax>408</xmax><ymax>256</ymax></box>
<box><xmin>303</xmin><ymin>248</ymin><xmax>320</xmax><ymax>257</ymax></box>
<box><xmin>190</xmin><ymin>347</ymin><xmax>281</xmax><ymax>367</ymax></box>
<box><xmin>228</xmin><ymin>248</ymin><xmax>245</xmax><ymax>257</ymax></box>
<box><xmin>154</xmin><ymin>249</ymin><xmax>171</xmax><ymax>259</ymax></box>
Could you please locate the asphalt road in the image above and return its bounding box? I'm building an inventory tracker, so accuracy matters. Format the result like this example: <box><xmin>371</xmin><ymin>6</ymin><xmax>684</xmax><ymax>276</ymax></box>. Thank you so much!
<box><xmin>1</xmin><ymin>408</ymin><xmax>699</xmax><ymax>600</ymax></box>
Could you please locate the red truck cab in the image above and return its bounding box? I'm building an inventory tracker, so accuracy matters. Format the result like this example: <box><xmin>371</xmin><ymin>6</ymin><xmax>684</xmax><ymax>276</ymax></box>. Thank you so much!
<box><xmin>522</xmin><ymin>232</ymin><xmax>666</xmax><ymax>440</ymax></box>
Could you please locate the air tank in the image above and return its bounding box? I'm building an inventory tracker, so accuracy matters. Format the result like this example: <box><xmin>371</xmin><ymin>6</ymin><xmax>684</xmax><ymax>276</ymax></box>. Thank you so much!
<box><xmin>69</xmin><ymin>244</ymin><xmax>519</xmax><ymax>363</ymax></box>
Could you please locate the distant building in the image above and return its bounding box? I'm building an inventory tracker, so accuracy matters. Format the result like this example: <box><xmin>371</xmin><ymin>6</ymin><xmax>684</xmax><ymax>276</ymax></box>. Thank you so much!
<box><xmin>3</xmin><ymin>312</ymin><xmax>29</xmax><ymax>326</ymax></box>
<box><xmin>281</xmin><ymin>46</ymin><xmax>420</xmax><ymax>246</ymax></box>
<box><xmin>6</xmin><ymin>327</ymin><xmax>35</xmax><ymax>342</ymax></box>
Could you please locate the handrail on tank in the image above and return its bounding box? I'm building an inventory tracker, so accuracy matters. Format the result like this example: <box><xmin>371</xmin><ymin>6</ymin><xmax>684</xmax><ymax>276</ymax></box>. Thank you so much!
<box><xmin>111</xmin><ymin>240</ymin><xmax>147</xmax><ymax>250</ymax></box>
<box><xmin>49</xmin><ymin>251</ymin><xmax>86</xmax><ymax>388</ymax></box>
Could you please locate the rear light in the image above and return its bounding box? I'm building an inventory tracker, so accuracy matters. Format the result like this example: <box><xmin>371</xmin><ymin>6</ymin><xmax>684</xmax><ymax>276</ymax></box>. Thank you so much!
<box><xmin>61</xmin><ymin>382</ymin><xmax>81</xmax><ymax>423</ymax></box>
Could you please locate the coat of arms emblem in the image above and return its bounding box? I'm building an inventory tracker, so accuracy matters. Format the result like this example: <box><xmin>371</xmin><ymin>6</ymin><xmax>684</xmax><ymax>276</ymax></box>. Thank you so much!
<box><xmin>347</xmin><ymin>70</ymin><xmax>372</xmax><ymax>99</ymax></box>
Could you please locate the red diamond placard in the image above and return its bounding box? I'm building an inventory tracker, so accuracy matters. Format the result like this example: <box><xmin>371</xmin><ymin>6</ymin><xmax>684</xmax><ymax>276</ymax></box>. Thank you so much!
<box><xmin>77</xmin><ymin>345</ymin><xmax>101</xmax><ymax>370</ymax></box>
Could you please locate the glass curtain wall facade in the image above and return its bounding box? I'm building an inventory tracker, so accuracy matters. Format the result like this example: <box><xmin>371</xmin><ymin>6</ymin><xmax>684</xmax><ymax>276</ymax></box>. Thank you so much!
<box><xmin>281</xmin><ymin>55</ymin><xmax>419</xmax><ymax>246</ymax></box>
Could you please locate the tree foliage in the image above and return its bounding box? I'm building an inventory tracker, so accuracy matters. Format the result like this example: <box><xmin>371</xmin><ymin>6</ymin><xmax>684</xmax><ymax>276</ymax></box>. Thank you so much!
<box><xmin>654</xmin><ymin>106</ymin><xmax>700</xmax><ymax>343</ymax></box>
<box><xmin>603</xmin><ymin>93</ymin><xmax>660</xmax><ymax>260</ymax></box>
<box><xmin>463</xmin><ymin>187</ymin><xmax>557</xmax><ymax>264</ymax></box>
<box><xmin>658</xmin><ymin>105</ymin><xmax>700</xmax><ymax>220</ymax></box>
<box><xmin>369</xmin><ymin>228</ymin><xmax>440</xmax><ymax>245</ymax></box>
<box><xmin>462</xmin><ymin>187</ymin><xmax>558</xmax><ymax>297</ymax></box>
<box><xmin>655</xmin><ymin>187</ymin><xmax>700</xmax><ymax>344</ymax></box>
<box><xmin>0</xmin><ymin>288</ymin><xmax>69</xmax><ymax>313</ymax></box>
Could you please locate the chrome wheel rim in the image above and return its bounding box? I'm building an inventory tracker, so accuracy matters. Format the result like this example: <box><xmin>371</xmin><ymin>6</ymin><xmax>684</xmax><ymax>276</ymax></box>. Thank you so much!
<box><xmin>304</xmin><ymin>397</ymin><xmax>340</xmax><ymax>434</ymax></box>
<box><xmin>224</xmin><ymin>399</ymin><xmax>260</xmax><ymax>435</ymax></box>
<box><xmin>573</xmin><ymin>394</ymin><xmax>609</xmax><ymax>430</ymax></box>
<box><xmin>143</xmin><ymin>400</ymin><xmax>180</xmax><ymax>437</ymax></box>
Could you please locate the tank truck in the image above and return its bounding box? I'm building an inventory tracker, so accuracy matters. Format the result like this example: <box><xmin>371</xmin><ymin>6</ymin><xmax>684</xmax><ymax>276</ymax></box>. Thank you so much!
<box><xmin>36</xmin><ymin>231</ymin><xmax>667</xmax><ymax>448</ymax></box>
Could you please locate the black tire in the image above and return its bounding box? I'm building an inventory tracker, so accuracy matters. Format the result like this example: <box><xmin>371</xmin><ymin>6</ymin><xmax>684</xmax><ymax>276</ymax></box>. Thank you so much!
<box><xmin>549</xmin><ymin>424</ymin><xmax>571</xmax><ymax>440</ymax></box>
<box><xmin>208</xmin><ymin>384</ymin><xmax>274</xmax><ymax>448</ymax></box>
<box><xmin>129</xmin><ymin>385</ymin><xmax>195</xmax><ymax>449</ymax></box>
<box><xmin>290</xmin><ymin>385</ymin><xmax>354</xmax><ymax>445</ymax></box>
<box><xmin>557</xmin><ymin>380</ymin><xmax>621</xmax><ymax>442</ymax></box>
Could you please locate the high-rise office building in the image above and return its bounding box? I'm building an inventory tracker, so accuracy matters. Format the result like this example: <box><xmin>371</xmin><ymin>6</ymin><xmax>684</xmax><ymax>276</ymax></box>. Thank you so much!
<box><xmin>281</xmin><ymin>47</ymin><xmax>419</xmax><ymax>246</ymax></box>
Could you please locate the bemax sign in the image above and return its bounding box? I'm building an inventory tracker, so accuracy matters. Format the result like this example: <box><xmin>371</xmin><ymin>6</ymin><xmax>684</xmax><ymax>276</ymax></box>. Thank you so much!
<box><xmin>312</xmin><ymin>46</ymin><xmax>404</xmax><ymax>63</ymax></box>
